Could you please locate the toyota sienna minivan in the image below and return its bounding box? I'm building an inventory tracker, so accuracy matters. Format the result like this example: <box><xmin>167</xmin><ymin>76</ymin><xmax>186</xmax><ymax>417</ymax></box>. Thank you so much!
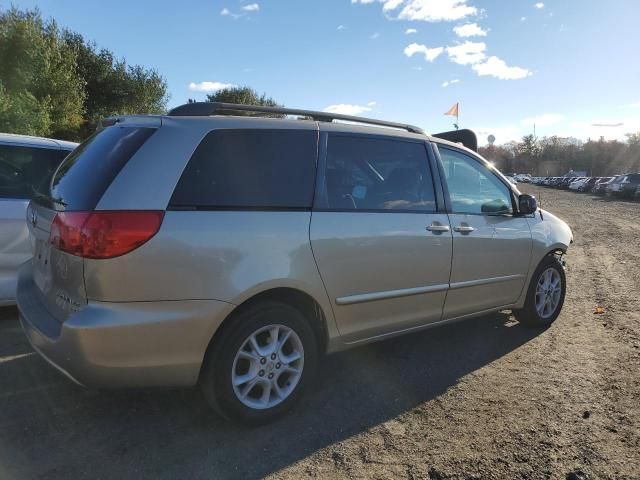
<box><xmin>17</xmin><ymin>103</ymin><xmax>573</xmax><ymax>423</ymax></box>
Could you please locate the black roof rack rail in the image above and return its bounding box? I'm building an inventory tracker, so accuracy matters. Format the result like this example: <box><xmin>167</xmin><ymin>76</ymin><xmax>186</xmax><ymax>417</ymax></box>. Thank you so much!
<box><xmin>432</xmin><ymin>129</ymin><xmax>478</xmax><ymax>152</ymax></box>
<box><xmin>167</xmin><ymin>102</ymin><xmax>425</xmax><ymax>134</ymax></box>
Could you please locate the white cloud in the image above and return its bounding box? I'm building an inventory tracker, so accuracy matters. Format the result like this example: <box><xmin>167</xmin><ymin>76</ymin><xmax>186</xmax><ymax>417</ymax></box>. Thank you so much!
<box><xmin>446</xmin><ymin>41</ymin><xmax>486</xmax><ymax>65</ymax></box>
<box><xmin>405</xmin><ymin>28</ymin><xmax>418</xmax><ymax>34</ymax></box>
<box><xmin>625</xmin><ymin>101</ymin><xmax>640</xmax><ymax>108</ymax></box>
<box><xmin>324</xmin><ymin>104</ymin><xmax>374</xmax><ymax>115</ymax></box>
<box><xmin>477</xmin><ymin>116</ymin><xmax>640</xmax><ymax>144</ymax></box>
<box><xmin>472</xmin><ymin>56</ymin><xmax>531</xmax><ymax>79</ymax></box>
<box><xmin>381</xmin><ymin>0</ymin><xmax>404</xmax><ymax>10</ymax></box>
<box><xmin>453</xmin><ymin>23</ymin><xmax>487</xmax><ymax>37</ymax></box>
<box><xmin>370</xmin><ymin>32</ymin><xmax>380</xmax><ymax>39</ymax></box>
<box><xmin>404</xmin><ymin>43</ymin><xmax>444</xmax><ymax>62</ymax></box>
<box><xmin>241</xmin><ymin>3</ymin><xmax>260</xmax><ymax>12</ymax></box>
<box><xmin>352</xmin><ymin>0</ymin><xmax>478</xmax><ymax>22</ymax></box>
<box><xmin>442</xmin><ymin>79</ymin><xmax>461</xmax><ymax>87</ymax></box>
<box><xmin>566</xmin><ymin>118</ymin><xmax>640</xmax><ymax>141</ymax></box>
<box><xmin>522</xmin><ymin>113</ymin><xmax>564</xmax><ymax>127</ymax></box>
<box><xmin>367</xmin><ymin>101</ymin><xmax>377</xmax><ymax>106</ymax></box>
<box><xmin>337</xmin><ymin>24</ymin><xmax>346</xmax><ymax>30</ymax></box>
<box><xmin>220</xmin><ymin>7</ymin><xmax>243</xmax><ymax>18</ymax></box>
<box><xmin>188</xmin><ymin>81</ymin><xmax>238</xmax><ymax>92</ymax></box>
<box><xmin>534</xmin><ymin>2</ymin><xmax>544</xmax><ymax>8</ymax></box>
<box><xmin>520</xmin><ymin>16</ymin><xmax>527</xmax><ymax>21</ymax></box>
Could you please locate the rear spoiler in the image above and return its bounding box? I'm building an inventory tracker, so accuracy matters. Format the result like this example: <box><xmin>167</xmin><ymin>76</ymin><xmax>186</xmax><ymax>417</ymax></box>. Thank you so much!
<box><xmin>96</xmin><ymin>115</ymin><xmax>162</xmax><ymax>131</ymax></box>
<box><xmin>432</xmin><ymin>129</ymin><xmax>478</xmax><ymax>152</ymax></box>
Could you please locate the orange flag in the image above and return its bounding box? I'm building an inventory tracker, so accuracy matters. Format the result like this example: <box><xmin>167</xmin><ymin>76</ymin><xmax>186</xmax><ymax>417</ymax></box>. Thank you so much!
<box><xmin>444</xmin><ymin>102</ymin><xmax>459</xmax><ymax>116</ymax></box>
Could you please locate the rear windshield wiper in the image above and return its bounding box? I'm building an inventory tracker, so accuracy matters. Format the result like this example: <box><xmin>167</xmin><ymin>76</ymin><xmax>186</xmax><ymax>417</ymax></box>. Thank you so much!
<box><xmin>32</xmin><ymin>193</ymin><xmax>67</xmax><ymax>208</ymax></box>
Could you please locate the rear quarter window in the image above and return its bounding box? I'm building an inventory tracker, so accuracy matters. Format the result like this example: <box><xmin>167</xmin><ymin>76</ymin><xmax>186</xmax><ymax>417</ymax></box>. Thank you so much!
<box><xmin>49</xmin><ymin>126</ymin><xmax>156</xmax><ymax>211</ymax></box>
<box><xmin>169</xmin><ymin>129</ymin><xmax>317</xmax><ymax>210</ymax></box>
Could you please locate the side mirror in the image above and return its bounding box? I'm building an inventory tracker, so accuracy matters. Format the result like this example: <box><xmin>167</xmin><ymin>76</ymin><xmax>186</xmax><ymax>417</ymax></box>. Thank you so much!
<box><xmin>518</xmin><ymin>194</ymin><xmax>537</xmax><ymax>214</ymax></box>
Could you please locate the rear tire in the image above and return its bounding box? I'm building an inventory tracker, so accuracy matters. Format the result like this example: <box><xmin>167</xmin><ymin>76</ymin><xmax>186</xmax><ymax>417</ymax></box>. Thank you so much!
<box><xmin>200</xmin><ymin>300</ymin><xmax>318</xmax><ymax>424</ymax></box>
<box><xmin>514</xmin><ymin>255</ymin><xmax>566</xmax><ymax>328</ymax></box>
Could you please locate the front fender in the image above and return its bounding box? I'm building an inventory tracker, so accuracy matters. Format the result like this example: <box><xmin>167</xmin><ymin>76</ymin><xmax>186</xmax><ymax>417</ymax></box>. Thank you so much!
<box><xmin>528</xmin><ymin>209</ymin><xmax>573</xmax><ymax>255</ymax></box>
<box><xmin>515</xmin><ymin>209</ymin><xmax>572</xmax><ymax>307</ymax></box>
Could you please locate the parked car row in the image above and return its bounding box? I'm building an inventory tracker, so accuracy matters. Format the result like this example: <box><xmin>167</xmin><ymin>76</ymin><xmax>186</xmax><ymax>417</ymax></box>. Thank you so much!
<box><xmin>530</xmin><ymin>174</ymin><xmax>640</xmax><ymax>199</ymax></box>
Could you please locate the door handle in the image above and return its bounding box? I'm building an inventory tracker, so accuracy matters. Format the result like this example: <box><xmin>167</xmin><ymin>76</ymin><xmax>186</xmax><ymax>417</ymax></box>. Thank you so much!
<box><xmin>426</xmin><ymin>223</ymin><xmax>450</xmax><ymax>232</ymax></box>
<box><xmin>453</xmin><ymin>225</ymin><xmax>475</xmax><ymax>233</ymax></box>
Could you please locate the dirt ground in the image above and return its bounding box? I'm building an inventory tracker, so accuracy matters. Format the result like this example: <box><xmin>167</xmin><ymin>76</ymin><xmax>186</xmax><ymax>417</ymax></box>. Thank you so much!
<box><xmin>0</xmin><ymin>186</ymin><xmax>639</xmax><ymax>480</ymax></box>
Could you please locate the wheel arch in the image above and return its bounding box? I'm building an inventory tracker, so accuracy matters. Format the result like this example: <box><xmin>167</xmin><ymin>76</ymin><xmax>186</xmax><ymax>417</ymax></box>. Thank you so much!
<box><xmin>517</xmin><ymin>247</ymin><xmax>567</xmax><ymax>308</ymax></box>
<box><xmin>201</xmin><ymin>287</ymin><xmax>330</xmax><ymax>377</ymax></box>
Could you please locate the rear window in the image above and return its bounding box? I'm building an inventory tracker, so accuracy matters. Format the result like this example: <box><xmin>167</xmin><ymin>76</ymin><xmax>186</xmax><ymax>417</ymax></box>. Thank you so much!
<box><xmin>0</xmin><ymin>145</ymin><xmax>69</xmax><ymax>200</ymax></box>
<box><xmin>169</xmin><ymin>129</ymin><xmax>317</xmax><ymax>210</ymax></box>
<box><xmin>49</xmin><ymin>126</ymin><xmax>156</xmax><ymax>211</ymax></box>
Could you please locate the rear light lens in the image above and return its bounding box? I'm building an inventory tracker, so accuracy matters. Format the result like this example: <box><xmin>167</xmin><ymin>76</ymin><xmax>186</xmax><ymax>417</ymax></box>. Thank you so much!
<box><xmin>49</xmin><ymin>211</ymin><xmax>164</xmax><ymax>259</ymax></box>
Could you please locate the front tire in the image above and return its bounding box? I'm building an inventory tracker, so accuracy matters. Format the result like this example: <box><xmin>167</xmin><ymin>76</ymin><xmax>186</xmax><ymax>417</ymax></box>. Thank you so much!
<box><xmin>200</xmin><ymin>301</ymin><xmax>318</xmax><ymax>424</ymax></box>
<box><xmin>514</xmin><ymin>255</ymin><xmax>566</xmax><ymax>328</ymax></box>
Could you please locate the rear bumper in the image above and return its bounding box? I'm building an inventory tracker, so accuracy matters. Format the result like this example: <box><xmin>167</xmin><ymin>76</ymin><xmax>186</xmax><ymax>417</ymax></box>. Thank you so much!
<box><xmin>17</xmin><ymin>262</ymin><xmax>235</xmax><ymax>388</ymax></box>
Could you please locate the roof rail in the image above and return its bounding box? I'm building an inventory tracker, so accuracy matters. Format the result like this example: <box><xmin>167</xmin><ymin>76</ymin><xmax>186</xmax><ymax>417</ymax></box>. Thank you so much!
<box><xmin>167</xmin><ymin>102</ymin><xmax>425</xmax><ymax>134</ymax></box>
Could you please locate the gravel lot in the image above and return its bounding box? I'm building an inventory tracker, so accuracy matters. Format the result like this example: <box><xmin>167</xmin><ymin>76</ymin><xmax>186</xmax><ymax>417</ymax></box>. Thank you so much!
<box><xmin>1</xmin><ymin>186</ymin><xmax>639</xmax><ymax>480</ymax></box>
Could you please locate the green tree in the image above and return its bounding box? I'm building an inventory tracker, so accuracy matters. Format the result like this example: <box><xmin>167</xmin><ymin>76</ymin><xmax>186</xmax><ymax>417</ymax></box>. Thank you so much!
<box><xmin>205</xmin><ymin>86</ymin><xmax>283</xmax><ymax>117</ymax></box>
<box><xmin>0</xmin><ymin>6</ymin><xmax>169</xmax><ymax>141</ymax></box>
<box><xmin>625</xmin><ymin>132</ymin><xmax>640</xmax><ymax>148</ymax></box>
<box><xmin>0</xmin><ymin>85</ymin><xmax>50</xmax><ymax>135</ymax></box>
<box><xmin>63</xmin><ymin>32</ymin><xmax>168</xmax><ymax>138</ymax></box>
<box><xmin>0</xmin><ymin>7</ymin><xmax>85</xmax><ymax>138</ymax></box>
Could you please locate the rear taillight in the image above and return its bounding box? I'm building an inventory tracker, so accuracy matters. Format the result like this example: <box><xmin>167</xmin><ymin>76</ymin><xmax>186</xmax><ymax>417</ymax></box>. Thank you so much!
<box><xmin>49</xmin><ymin>211</ymin><xmax>164</xmax><ymax>259</ymax></box>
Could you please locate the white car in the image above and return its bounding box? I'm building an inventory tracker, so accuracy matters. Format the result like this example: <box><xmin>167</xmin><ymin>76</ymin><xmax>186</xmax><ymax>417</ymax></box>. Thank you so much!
<box><xmin>0</xmin><ymin>133</ymin><xmax>77</xmax><ymax>305</ymax></box>
<box><xmin>568</xmin><ymin>177</ymin><xmax>588</xmax><ymax>191</ymax></box>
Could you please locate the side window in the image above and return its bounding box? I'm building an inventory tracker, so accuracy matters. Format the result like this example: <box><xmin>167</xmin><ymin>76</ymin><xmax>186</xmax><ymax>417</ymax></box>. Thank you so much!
<box><xmin>170</xmin><ymin>129</ymin><xmax>317</xmax><ymax>209</ymax></box>
<box><xmin>321</xmin><ymin>134</ymin><xmax>436</xmax><ymax>212</ymax></box>
<box><xmin>438</xmin><ymin>147</ymin><xmax>513</xmax><ymax>215</ymax></box>
<box><xmin>0</xmin><ymin>145</ymin><xmax>67</xmax><ymax>200</ymax></box>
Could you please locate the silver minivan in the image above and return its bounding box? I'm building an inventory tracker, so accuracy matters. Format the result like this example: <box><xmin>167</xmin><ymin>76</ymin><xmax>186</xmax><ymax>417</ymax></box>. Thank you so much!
<box><xmin>0</xmin><ymin>133</ymin><xmax>77</xmax><ymax>306</ymax></box>
<box><xmin>17</xmin><ymin>103</ymin><xmax>573</xmax><ymax>423</ymax></box>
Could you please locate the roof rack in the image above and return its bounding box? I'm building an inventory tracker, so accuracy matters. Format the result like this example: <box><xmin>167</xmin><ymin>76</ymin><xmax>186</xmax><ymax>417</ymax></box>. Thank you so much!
<box><xmin>167</xmin><ymin>102</ymin><xmax>425</xmax><ymax>134</ymax></box>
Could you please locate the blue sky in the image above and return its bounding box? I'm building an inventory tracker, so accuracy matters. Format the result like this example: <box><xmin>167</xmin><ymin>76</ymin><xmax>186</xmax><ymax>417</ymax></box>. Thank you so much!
<box><xmin>7</xmin><ymin>0</ymin><xmax>640</xmax><ymax>144</ymax></box>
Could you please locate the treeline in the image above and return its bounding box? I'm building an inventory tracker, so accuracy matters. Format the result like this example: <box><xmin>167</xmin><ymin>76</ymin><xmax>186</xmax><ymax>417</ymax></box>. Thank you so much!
<box><xmin>479</xmin><ymin>133</ymin><xmax>640</xmax><ymax>176</ymax></box>
<box><xmin>0</xmin><ymin>7</ymin><xmax>168</xmax><ymax>142</ymax></box>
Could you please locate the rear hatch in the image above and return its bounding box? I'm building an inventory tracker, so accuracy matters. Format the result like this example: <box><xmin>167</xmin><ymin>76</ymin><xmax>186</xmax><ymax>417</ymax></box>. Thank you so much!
<box><xmin>29</xmin><ymin>125</ymin><xmax>157</xmax><ymax>322</ymax></box>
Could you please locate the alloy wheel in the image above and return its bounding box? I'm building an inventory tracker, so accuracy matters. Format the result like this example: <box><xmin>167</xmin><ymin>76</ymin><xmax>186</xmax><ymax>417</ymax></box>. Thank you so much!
<box><xmin>231</xmin><ymin>324</ymin><xmax>304</xmax><ymax>410</ymax></box>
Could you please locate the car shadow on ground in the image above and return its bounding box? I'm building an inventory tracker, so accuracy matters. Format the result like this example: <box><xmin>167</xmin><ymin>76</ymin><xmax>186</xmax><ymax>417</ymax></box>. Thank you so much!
<box><xmin>0</xmin><ymin>306</ymin><xmax>541</xmax><ymax>480</ymax></box>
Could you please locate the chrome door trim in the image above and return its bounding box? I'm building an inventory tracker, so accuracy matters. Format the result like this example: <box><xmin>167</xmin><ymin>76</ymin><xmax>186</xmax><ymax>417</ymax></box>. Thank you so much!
<box><xmin>335</xmin><ymin>283</ymin><xmax>449</xmax><ymax>306</ymax></box>
<box><xmin>449</xmin><ymin>274</ymin><xmax>525</xmax><ymax>291</ymax></box>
